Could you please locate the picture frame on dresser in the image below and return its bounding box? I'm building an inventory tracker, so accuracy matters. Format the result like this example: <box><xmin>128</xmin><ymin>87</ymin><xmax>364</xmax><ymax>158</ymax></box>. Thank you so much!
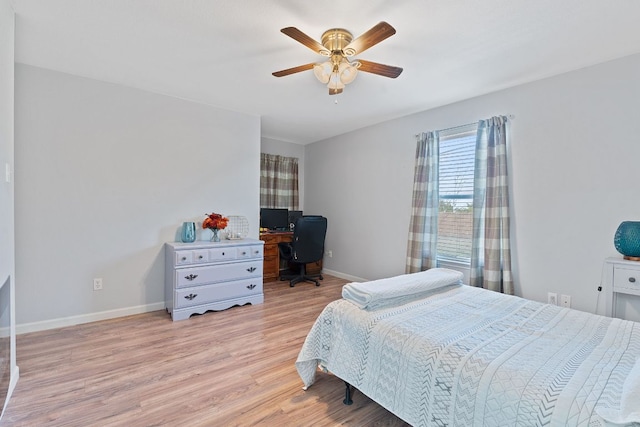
<box><xmin>165</xmin><ymin>239</ymin><xmax>264</xmax><ymax>321</ymax></box>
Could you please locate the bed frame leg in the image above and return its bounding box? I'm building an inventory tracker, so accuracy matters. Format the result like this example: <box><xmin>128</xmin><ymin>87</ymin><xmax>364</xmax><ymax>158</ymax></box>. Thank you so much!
<box><xmin>343</xmin><ymin>381</ymin><xmax>353</xmax><ymax>405</ymax></box>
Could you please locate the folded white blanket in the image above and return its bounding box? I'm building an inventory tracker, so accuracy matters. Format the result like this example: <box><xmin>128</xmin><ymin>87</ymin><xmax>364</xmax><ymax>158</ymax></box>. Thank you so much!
<box><xmin>597</xmin><ymin>357</ymin><xmax>640</xmax><ymax>426</ymax></box>
<box><xmin>341</xmin><ymin>268</ymin><xmax>464</xmax><ymax>310</ymax></box>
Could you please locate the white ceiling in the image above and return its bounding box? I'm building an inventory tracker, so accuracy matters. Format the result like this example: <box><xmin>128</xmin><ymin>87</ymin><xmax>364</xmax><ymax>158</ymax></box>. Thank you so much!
<box><xmin>11</xmin><ymin>0</ymin><xmax>640</xmax><ymax>144</ymax></box>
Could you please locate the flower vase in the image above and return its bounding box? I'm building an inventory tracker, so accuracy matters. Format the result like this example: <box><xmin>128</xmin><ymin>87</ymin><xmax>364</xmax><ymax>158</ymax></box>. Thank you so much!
<box><xmin>210</xmin><ymin>228</ymin><xmax>220</xmax><ymax>242</ymax></box>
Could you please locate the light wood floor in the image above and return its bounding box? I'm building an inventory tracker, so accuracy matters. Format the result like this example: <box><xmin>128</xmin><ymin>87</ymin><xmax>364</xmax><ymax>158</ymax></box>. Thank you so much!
<box><xmin>1</xmin><ymin>275</ymin><xmax>409</xmax><ymax>426</ymax></box>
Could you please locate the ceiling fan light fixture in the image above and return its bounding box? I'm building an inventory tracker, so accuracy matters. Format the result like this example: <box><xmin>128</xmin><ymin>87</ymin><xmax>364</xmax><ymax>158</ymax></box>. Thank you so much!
<box><xmin>338</xmin><ymin>60</ymin><xmax>359</xmax><ymax>85</ymax></box>
<box><xmin>313</xmin><ymin>61</ymin><xmax>332</xmax><ymax>84</ymax></box>
<box><xmin>273</xmin><ymin>22</ymin><xmax>402</xmax><ymax>95</ymax></box>
<box><xmin>327</xmin><ymin>72</ymin><xmax>345</xmax><ymax>91</ymax></box>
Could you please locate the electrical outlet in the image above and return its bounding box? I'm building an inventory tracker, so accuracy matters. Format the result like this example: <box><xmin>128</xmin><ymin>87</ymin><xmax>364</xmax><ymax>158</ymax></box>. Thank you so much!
<box><xmin>560</xmin><ymin>294</ymin><xmax>571</xmax><ymax>308</ymax></box>
<box><xmin>326</xmin><ymin>250</ymin><xmax>333</xmax><ymax>258</ymax></box>
<box><xmin>93</xmin><ymin>278</ymin><xmax>103</xmax><ymax>291</ymax></box>
<box><xmin>547</xmin><ymin>292</ymin><xmax>557</xmax><ymax>305</ymax></box>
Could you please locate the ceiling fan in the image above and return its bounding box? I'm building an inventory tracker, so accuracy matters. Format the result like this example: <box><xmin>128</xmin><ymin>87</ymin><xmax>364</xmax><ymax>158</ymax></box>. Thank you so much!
<box><xmin>272</xmin><ymin>22</ymin><xmax>403</xmax><ymax>95</ymax></box>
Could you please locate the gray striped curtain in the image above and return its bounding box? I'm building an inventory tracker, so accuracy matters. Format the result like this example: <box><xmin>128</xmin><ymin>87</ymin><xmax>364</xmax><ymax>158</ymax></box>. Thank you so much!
<box><xmin>406</xmin><ymin>132</ymin><xmax>439</xmax><ymax>273</ymax></box>
<box><xmin>260</xmin><ymin>153</ymin><xmax>299</xmax><ymax>210</ymax></box>
<box><xmin>470</xmin><ymin>116</ymin><xmax>513</xmax><ymax>294</ymax></box>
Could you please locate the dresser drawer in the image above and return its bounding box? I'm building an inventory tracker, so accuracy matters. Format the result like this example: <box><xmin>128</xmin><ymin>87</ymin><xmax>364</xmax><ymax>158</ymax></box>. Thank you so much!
<box><xmin>613</xmin><ymin>267</ymin><xmax>640</xmax><ymax>292</ymax></box>
<box><xmin>208</xmin><ymin>247</ymin><xmax>237</xmax><ymax>262</ymax></box>
<box><xmin>251</xmin><ymin>245</ymin><xmax>264</xmax><ymax>258</ymax></box>
<box><xmin>176</xmin><ymin>260</ymin><xmax>263</xmax><ymax>288</ymax></box>
<box><xmin>175</xmin><ymin>278</ymin><xmax>263</xmax><ymax>308</ymax></box>
<box><xmin>236</xmin><ymin>245</ymin><xmax>263</xmax><ymax>259</ymax></box>
<box><xmin>175</xmin><ymin>249</ymin><xmax>209</xmax><ymax>265</ymax></box>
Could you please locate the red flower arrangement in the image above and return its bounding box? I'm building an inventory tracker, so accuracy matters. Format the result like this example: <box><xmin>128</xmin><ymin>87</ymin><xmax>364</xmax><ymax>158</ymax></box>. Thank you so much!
<box><xmin>202</xmin><ymin>212</ymin><xmax>229</xmax><ymax>230</ymax></box>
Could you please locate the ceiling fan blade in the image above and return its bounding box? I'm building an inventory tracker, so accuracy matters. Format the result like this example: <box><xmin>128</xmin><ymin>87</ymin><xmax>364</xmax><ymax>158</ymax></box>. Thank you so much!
<box><xmin>329</xmin><ymin>87</ymin><xmax>343</xmax><ymax>95</ymax></box>
<box><xmin>343</xmin><ymin>22</ymin><xmax>396</xmax><ymax>56</ymax></box>
<box><xmin>272</xmin><ymin>63</ymin><xmax>315</xmax><ymax>77</ymax></box>
<box><xmin>281</xmin><ymin>27</ymin><xmax>330</xmax><ymax>56</ymax></box>
<box><xmin>357</xmin><ymin>59</ymin><xmax>403</xmax><ymax>78</ymax></box>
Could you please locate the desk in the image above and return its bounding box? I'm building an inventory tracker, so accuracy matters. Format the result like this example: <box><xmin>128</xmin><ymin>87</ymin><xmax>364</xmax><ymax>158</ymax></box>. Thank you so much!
<box><xmin>260</xmin><ymin>231</ymin><xmax>322</xmax><ymax>283</ymax></box>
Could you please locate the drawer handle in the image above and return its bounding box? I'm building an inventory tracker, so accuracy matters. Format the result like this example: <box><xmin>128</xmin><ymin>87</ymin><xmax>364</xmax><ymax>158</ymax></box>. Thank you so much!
<box><xmin>185</xmin><ymin>274</ymin><xmax>198</xmax><ymax>281</ymax></box>
<box><xmin>184</xmin><ymin>293</ymin><xmax>197</xmax><ymax>300</ymax></box>
<box><xmin>222</xmin><ymin>252</ymin><xmax>225</xmax><ymax>256</ymax></box>
<box><xmin>181</xmin><ymin>256</ymin><xmax>187</xmax><ymax>261</ymax></box>
<box><xmin>254</xmin><ymin>250</ymin><xmax>260</xmax><ymax>254</ymax></box>
<box><xmin>247</xmin><ymin>284</ymin><xmax>256</xmax><ymax>290</ymax></box>
<box><xmin>247</xmin><ymin>266</ymin><xmax>256</xmax><ymax>273</ymax></box>
<box><xmin>629</xmin><ymin>277</ymin><xmax>636</xmax><ymax>283</ymax></box>
<box><xmin>242</xmin><ymin>251</ymin><xmax>247</xmax><ymax>255</ymax></box>
<box><xmin>198</xmin><ymin>255</ymin><xmax>204</xmax><ymax>260</ymax></box>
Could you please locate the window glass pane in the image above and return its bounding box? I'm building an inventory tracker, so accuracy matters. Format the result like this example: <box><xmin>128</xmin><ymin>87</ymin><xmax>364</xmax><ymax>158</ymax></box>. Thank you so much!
<box><xmin>437</xmin><ymin>127</ymin><xmax>476</xmax><ymax>263</ymax></box>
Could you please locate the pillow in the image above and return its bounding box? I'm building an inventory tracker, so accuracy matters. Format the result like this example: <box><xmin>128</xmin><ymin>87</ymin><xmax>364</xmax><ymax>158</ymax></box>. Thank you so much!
<box><xmin>341</xmin><ymin>268</ymin><xmax>463</xmax><ymax>310</ymax></box>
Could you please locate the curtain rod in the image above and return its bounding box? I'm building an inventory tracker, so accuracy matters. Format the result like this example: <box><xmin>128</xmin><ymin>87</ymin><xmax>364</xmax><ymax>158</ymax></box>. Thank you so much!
<box><xmin>415</xmin><ymin>114</ymin><xmax>515</xmax><ymax>137</ymax></box>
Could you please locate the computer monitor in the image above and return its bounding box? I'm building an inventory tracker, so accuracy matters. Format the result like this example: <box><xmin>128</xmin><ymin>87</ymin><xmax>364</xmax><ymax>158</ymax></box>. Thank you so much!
<box><xmin>260</xmin><ymin>208</ymin><xmax>289</xmax><ymax>231</ymax></box>
<box><xmin>288</xmin><ymin>210</ymin><xmax>303</xmax><ymax>230</ymax></box>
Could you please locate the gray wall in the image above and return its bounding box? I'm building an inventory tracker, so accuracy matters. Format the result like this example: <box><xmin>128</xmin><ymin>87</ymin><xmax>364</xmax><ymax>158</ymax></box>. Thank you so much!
<box><xmin>306</xmin><ymin>53</ymin><xmax>640</xmax><ymax>321</ymax></box>
<box><xmin>15</xmin><ymin>64</ymin><xmax>261</xmax><ymax>330</ymax></box>
<box><xmin>12</xmin><ymin>52</ymin><xmax>640</xmax><ymax>331</ymax></box>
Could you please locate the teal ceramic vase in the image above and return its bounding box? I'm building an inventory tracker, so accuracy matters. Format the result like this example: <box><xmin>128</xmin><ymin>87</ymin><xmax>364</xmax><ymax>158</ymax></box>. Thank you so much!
<box><xmin>181</xmin><ymin>222</ymin><xmax>196</xmax><ymax>243</ymax></box>
<box><xmin>614</xmin><ymin>221</ymin><xmax>640</xmax><ymax>259</ymax></box>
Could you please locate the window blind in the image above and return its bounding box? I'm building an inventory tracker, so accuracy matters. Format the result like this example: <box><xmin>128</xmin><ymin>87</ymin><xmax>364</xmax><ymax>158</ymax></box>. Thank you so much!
<box><xmin>437</xmin><ymin>125</ymin><xmax>477</xmax><ymax>262</ymax></box>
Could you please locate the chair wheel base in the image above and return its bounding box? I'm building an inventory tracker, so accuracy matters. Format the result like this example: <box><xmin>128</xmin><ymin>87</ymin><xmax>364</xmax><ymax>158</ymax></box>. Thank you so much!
<box><xmin>285</xmin><ymin>274</ymin><xmax>321</xmax><ymax>288</ymax></box>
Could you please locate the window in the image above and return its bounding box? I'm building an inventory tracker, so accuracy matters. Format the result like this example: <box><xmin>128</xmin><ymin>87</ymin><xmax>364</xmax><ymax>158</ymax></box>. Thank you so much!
<box><xmin>437</xmin><ymin>125</ymin><xmax>477</xmax><ymax>264</ymax></box>
<box><xmin>259</xmin><ymin>153</ymin><xmax>299</xmax><ymax>210</ymax></box>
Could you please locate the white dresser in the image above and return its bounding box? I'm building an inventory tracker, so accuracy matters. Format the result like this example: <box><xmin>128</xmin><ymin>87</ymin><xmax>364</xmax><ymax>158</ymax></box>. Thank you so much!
<box><xmin>604</xmin><ymin>257</ymin><xmax>640</xmax><ymax>319</ymax></box>
<box><xmin>165</xmin><ymin>239</ymin><xmax>264</xmax><ymax>321</ymax></box>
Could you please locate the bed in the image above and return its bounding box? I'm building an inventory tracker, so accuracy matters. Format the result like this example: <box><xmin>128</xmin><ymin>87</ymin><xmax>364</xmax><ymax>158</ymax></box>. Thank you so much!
<box><xmin>296</xmin><ymin>269</ymin><xmax>640</xmax><ymax>427</ymax></box>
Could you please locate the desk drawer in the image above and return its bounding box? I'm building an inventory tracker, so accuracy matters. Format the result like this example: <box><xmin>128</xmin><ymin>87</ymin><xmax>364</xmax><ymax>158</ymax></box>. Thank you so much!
<box><xmin>613</xmin><ymin>267</ymin><xmax>640</xmax><ymax>292</ymax></box>
<box><xmin>175</xmin><ymin>278</ymin><xmax>263</xmax><ymax>308</ymax></box>
<box><xmin>263</xmin><ymin>255</ymin><xmax>278</xmax><ymax>277</ymax></box>
<box><xmin>264</xmin><ymin>244</ymin><xmax>279</xmax><ymax>257</ymax></box>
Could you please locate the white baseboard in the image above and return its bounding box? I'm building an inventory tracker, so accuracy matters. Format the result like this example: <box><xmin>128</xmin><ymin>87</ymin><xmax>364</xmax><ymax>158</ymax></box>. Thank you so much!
<box><xmin>322</xmin><ymin>269</ymin><xmax>368</xmax><ymax>283</ymax></box>
<box><xmin>16</xmin><ymin>302</ymin><xmax>166</xmax><ymax>335</ymax></box>
<box><xmin>15</xmin><ymin>270</ymin><xmax>368</xmax><ymax>335</ymax></box>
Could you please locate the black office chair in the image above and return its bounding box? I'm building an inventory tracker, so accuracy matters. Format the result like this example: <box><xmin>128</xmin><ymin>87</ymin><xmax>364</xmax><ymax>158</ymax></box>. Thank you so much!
<box><xmin>278</xmin><ymin>216</ymin><xmax>327</xmax><ymax>287</ymax></box>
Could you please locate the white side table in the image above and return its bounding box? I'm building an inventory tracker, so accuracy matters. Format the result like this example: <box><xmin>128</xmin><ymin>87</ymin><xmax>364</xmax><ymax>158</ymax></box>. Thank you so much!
<box><xmin>604</xmin><ymin>257</ymin><xmax>640</xmax><ymax>318</ymax></box>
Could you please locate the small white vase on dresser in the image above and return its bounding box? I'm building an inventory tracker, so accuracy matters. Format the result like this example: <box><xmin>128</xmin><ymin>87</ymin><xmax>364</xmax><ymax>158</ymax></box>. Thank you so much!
<box><xmin>165</xmin><ymin>239</ymin><xmax>264</xmax><ymax>321</ymax></box>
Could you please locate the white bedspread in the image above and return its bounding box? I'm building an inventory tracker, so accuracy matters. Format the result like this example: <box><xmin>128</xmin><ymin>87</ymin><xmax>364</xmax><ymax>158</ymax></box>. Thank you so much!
<box><xmin>296</xmin><ymin>284</ymin><xmax>640</xmax><ymax>427</ymax></box>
